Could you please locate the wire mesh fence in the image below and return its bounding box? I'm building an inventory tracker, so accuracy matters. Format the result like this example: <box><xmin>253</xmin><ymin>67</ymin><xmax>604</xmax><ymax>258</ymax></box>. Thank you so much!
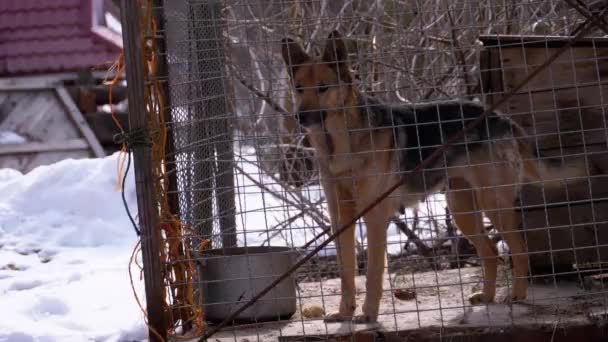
<box><xmin>125</xmin><ymin>0</ymin><xmax>608</xmax><ymax>340</ymax></box>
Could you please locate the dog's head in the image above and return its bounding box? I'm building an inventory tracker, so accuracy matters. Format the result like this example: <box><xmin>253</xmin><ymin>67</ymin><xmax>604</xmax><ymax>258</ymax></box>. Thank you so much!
<box><xmin>281</xmin><ymin>31</ymin><xmax>354</xmax><ymax>129</ymax></box>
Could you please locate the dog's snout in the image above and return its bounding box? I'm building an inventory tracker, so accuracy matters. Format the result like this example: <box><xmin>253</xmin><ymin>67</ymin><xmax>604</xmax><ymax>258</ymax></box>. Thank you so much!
<box><xmin>297</xmin><ymin>109</ymin><xmax>326</xmax><ymax>127</ymax></box>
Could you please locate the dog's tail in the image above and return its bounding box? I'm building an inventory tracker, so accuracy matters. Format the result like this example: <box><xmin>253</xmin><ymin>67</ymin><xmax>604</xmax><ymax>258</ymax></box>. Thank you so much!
<box><xmin>514</xmin><ymin>128</ymin><xmax>590</xmax><ymax>187</ymax></box>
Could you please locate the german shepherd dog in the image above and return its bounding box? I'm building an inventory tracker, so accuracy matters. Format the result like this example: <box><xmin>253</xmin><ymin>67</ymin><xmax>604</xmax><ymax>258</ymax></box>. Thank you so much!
<box><xmin>281</xmin><ymin>31</ymin><xmax>588</xmax><ymax>323</ymax></box>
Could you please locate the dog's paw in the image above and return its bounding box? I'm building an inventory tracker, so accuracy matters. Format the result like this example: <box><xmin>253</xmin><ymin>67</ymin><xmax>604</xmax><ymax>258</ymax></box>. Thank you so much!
<box><xmin>502</xmin><ymin>292</ymin><xmax>527</xmax><ymax>305</ymax></box>
<box><xmin>353</xmin><ymin>314</ymin><xmax>376</xmax><ymax>324</ymax></box>
<box><xmin>510</xmin><ymin>284</ymin><xmax>528</xmax><ymax>303</ymax></box>
<box><xmin>468</xmin><ymin>292</ymin><xmax>494</xmax><ymax>305</ymax></box>
<box><xmin>323</xmin><ymin>312</ymin><xmax>353</xmax><ymax>323</ymax></box>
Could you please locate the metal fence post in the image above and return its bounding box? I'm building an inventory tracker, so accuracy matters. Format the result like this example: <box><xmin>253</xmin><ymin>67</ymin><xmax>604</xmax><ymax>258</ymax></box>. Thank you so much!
<box><xmin>119</xmin><ymin>1</ymin><xmax>167</xmax><ymax>341</ymax></box>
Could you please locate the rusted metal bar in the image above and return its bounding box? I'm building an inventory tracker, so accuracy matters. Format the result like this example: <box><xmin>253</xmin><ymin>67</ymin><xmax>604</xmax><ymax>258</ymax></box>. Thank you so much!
<box><xmin>119</xmin><ymin>1</ymin><xmax>167</xmax><ymax>341</ymax></box>
<box><xmin>200</xmin><ymin>13</ymin><xmax>603</xmax><ymax>340</ymax></box>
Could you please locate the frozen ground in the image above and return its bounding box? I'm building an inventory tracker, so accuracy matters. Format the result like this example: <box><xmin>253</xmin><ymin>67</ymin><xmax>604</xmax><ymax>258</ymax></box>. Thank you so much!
<box><xmin>0</xmin><ymin>154</ymin><xmax>147</xmax><ymax>342</ymax></box>
<box><xmin>0</xmin><ymin>149</ymin><xmax>447</xmax><ymax>341</ymax></box>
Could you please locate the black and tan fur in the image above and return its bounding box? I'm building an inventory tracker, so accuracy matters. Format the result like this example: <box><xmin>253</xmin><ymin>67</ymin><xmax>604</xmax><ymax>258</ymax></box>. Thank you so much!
<box><xmin>281</xmin><ymin>31</ymin><xmax>588</xmax><ymax>323</ymax></box>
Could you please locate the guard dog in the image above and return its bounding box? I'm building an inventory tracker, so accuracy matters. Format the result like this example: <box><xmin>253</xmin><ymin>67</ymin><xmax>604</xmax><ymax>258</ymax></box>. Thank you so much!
<box><xmin>281</xmin><ymin>31</ymin><xmax>588</xmax><ymax>323</ymax></box>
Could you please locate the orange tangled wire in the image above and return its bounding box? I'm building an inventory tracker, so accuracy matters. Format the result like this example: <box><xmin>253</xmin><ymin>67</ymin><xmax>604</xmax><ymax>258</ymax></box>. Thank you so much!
<box><xmin>103</xmin><ymin>51</ymin><xmax>128</xmax><ymax>191</ymax></box>
<box><xmin>107</xmin><ymin>1</ymin><xmax>206</xmax><ymax>339</ymax></box>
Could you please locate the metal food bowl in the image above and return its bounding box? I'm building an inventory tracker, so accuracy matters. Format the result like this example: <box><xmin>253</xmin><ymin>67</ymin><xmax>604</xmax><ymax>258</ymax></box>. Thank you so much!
<box><xmin>194</xmin><ymin>246</ymin><xmax>299</xmax><ymax>323</ymax></box>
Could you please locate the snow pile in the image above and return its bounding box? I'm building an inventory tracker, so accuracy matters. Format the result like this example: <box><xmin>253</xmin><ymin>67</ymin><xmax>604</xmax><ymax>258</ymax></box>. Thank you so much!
<box><xmin>0</xmin><ymin>153</ymin><xmax>147</xmax><ymax>342</ymax></box>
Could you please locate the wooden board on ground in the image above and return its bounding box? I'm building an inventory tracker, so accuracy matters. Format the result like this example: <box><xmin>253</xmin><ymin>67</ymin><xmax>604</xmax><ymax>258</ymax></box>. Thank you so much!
<box><xmin>195</xmin><ymin>267</ymin><xmax>608</xmax><ymax>342</ymax></box>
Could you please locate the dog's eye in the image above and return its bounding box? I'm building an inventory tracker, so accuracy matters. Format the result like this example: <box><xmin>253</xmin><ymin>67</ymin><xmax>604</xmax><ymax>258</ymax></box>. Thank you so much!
<box><xmin>317</xmin><ymin>83</ymin><xmax>329</xmax><ymax>93</ymax></box>
<box><xmin>295</xmin><ymin>84</ymin><xmax>304</xmax><ymax>93</ymax></box>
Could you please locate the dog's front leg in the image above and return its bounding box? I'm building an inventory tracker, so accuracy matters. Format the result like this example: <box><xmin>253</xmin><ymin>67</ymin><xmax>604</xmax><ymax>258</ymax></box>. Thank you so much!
<box><xmin>322</xmin><ymin>180</ymin><xmax>358</xmax><ymax>322</ymax></box>
<box><xmin>357</xmin><ymin>206</ymin><xmax>389</xmax><ymax>323</ymax></box>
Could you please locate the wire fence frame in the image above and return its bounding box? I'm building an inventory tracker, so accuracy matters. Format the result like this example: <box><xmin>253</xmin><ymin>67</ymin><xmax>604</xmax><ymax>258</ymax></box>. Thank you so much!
<box><xmin>202</xmin><ymin>5</ymin><xmax>608</xmax><ymax>339</ymax></box>
<box><xmin>120</xmin><ymin>0</ymin><xmax>608</xmax><ymax>341</ymax></box>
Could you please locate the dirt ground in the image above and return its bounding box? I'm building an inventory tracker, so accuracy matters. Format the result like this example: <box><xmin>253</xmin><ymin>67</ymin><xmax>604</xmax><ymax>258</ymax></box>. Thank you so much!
<box><xmin>198</xmin><ymin>264</ymin><xmax>608</xmax><ymax>342</ymax></box>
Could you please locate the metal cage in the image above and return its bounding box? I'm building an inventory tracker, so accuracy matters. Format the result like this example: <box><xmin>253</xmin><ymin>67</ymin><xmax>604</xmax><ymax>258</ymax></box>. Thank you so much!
<box><xmin>119</xmin><ymin>0</ymin><xmax>608</xmax><ymax>341</ymax></box>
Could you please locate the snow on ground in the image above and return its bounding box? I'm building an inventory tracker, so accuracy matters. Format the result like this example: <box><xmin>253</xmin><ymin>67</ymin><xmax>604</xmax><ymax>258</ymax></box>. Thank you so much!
<box><xmin>233</xmin><ymin>146</ymin><xmax>448</xmax><ymax>256</ymax></box>
<box><xmin>0</xmin><ymin>131</ymin><xmax>27</xmax><ymax>145</ymax></box>
<box><xmin>0</xmin><ymin>153</ymin><xmax>147</xmax><ymax>342</ymax></box>
<box><xmin>234</xmin><ymin>148</ymin><xmax>326</xmax><ymax>249</ymax></box>
<box><xmin>0</xmin><ymin>147</ymin><xmax>448</xmax><ymax>341</ymax></box>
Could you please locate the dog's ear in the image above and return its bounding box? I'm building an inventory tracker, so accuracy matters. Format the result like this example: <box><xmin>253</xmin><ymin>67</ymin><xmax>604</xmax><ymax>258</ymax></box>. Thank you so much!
<box><xmin>281</xmin><ymin>38</ymin><xmax>309</xmax><ymax>78</ymax></box>
<box><xmin>322</xmin><ymin>30</ymin><xmax>351</xmax><ymax>83</ymax></box>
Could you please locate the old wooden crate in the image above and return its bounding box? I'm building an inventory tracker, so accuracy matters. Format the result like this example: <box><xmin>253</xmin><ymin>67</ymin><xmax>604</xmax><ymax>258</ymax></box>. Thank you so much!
<box><xmin>480</xmin><ymin>35</ymin><xmax>608</xmax><ymax>274</ymax></box>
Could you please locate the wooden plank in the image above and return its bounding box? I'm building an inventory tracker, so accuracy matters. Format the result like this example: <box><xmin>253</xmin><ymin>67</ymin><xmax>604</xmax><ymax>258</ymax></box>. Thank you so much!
<box><xmin>0</xmin><ymin>89</ymin><xmax>94</xmax><ymax>173</ymax></box>
<box><xmin>591</xmin><ymin>150</ymin><xmax>608</xmax><ymax>173</ymax></box>
<box><xmin>479</xmin><ymin>45</ymin><xmax>505</xmax><ymax>105</ymax></box>
<box><xmin>479</xmin><ymin>34</ymin><xmax>608</xmax><ymax>48</ymax></box>
<box><xmin>277</xmin><ymin>324</ymin><xmax>608</xmax><ymax>342</ymax></box>
<box><xmin>519</xmin><ymin>174</ymin><xmax>608</xmax><ymax>270</ymax></box>
<box><xmin>0</xmin><ymin>77</ymin><xmax>56</xmax><ymax>91</ymax></box>
<box><xmin>119</xmin><ymin>0</ymin><xmax>167</xmax><ymax>341</ymax></box>
<box><xmin>0</xmin><ymin>91</ymin><xmax>28</xmax><ymax>119</ymax></box>
<box><xmin>0</xmin><ymin>84</ymin><xmax>53</xmax><ymax>92</ymax></box>
<box><xmin>538</xmin><ymin>146</ymin><xmax>608</xmax><ymax>182</ymax></box>
<box><xmin>0</xmin><ymin>71</ymin><xmax>122</xmax><ymax>90</ymax></box>
<box><xmin>55</xmin><ymin>86</ymin><xmax>105</xmax><ymax>158</ymax></box>
<box><xmin>522</xmin><ymin>205</ymin><xmax>608</xmax><ymax>270</ymax></box>
<box><xmin>393</xmin><ymin>324</ymin><xmax>608</xmax><ymax>342</ymax></box>
<box><xmin>481</xmin><ymin>39</ymin><xmax>608</xmax><ymax>271</ymax></box>
<box><xmin>498</xmin><ymin>90</ymin><xmax>608</xmax><ymax>150</ymax></box>
<box><xmin>0</xmin><ymin>139</ymin><xmax>89</xmax><ymax>155</ymax></box>
<box><xmin>0</xmin><ymin>90</ymin><xmax>83</xmax><ymax>142</ymax></box>
<box><xmin>499</xmin><ymin>47</ymin><xmax>608</xmax><ymax>93</ymax></box>
<box><xmin>518</xmin><ymin>172</ymin><xmax>608</xmax><ymax>208</ymax></box>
